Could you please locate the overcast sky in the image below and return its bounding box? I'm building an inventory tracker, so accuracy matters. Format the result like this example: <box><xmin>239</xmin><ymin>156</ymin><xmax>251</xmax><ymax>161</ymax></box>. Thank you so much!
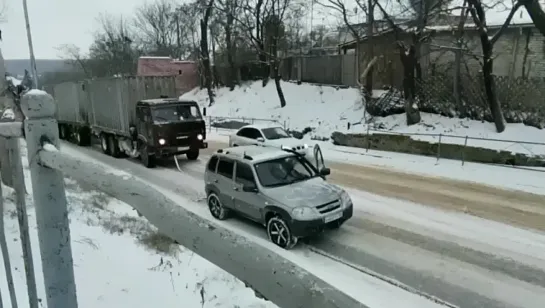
<box><xmin>1</xmin><ymin>0</ymin><xmax>149</xmax><ymax>59</ymax></box>
<box><xmin>0</xmin><ymin>0</ymin><xmax>537</xmax><ymax>60</ymax></box>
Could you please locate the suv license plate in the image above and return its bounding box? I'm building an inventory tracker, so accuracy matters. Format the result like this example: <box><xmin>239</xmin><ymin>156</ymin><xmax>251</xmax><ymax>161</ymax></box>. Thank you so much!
<box><xmin>324</xmin><ymin>212</ymin><xmax>342</xmax><ymax>223</ymax></box>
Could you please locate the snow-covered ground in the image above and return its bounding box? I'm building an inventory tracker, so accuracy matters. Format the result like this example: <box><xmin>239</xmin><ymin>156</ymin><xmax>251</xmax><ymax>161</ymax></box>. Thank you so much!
<box><xmin>182</xmin><ymin>81</ymin><xmax>545</xmax><ymax>156</ymax></box>
<box><xmin>0</xmin><ymin>143</ymin><xmax>275</xmax><ymax>308</ymax></box>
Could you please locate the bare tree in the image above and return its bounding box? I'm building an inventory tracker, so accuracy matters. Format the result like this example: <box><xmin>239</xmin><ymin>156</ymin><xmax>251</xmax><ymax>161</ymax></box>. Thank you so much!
<box><xmin>521</xmin><ymin>0</ymin><xmax>545</xmax><ymax>35</ymax></box>
<box><xmin>465</xmin><ymin>0</ymin><xmax>523</xmax><ymax>133</ymax></box>
<box><xmin>56</xmin><ymin>44</ymin><xmax>92</xmax><ymax>77</ymax></box>
<box><xmin>216</xmin><ymin>0</ymin><xmax>242</xmax><ymax>90</ymax></box>
<box><xmin>134</xmin><ymin>0</ymin><xmax>178</xmax><ymax>56</ymax></box>
<box><xmin>199</xmin><ymin>0</ymin><xmax>216</xmax><ymax>106</ymax></box>
<box><xmin>238</xmin><ymin>0</ymin><xmax>292</xmax><ymax>107</ymax></box>
<box><xmin>316</xmin><ymin>0</ymin><xmax>376</xmax><ymax>93</ymax></box>
<box><xmin>87</xmin><ymin>14</ymin><xmax>141</xmax><ymax>77</ymax></box>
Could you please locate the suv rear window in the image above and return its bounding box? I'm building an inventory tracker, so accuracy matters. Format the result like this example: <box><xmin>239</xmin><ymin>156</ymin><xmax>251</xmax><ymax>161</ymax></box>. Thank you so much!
<box><xmin>207</xmin><ymin>156</ymin><xmax>218</xmax><ymax>172</ymax></box>
<box><xmin>217</xmin><ymin>159</ymin><xmax>234</xmax><ymax>179</ymax></box>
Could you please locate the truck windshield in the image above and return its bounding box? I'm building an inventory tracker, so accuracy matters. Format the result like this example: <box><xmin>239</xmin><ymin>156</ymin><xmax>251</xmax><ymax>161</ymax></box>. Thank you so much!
<box><xmin>254</xmin><ymin>155</ymin><xmax>317</xmax><ymax>188</ymax></box>
<box><xmin>152</xmin><ymin>105</ymin><xmax>202</xmax><ymax>124</ymax></box>
<box><xmin>262</xmin><ymin>127</ymin><xmax>290</xmax><ymax>140</ymax></box>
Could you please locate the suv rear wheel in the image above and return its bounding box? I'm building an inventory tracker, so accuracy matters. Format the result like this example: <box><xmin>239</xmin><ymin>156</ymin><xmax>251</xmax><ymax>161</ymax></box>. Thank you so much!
<box><xmin>267</xmin><ymin>216</ymin><xmax>298</xmax><ymax>249</ymax></box>
<box><xmin>207</xmin><ymin>192</ymin><xmax>229</xmax><ymax>220</ymax></box>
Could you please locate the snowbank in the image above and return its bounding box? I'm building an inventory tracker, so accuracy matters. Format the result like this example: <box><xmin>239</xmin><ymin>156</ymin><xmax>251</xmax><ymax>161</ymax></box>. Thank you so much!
<box><xmin>182</xmin><ymin>81</ymin><xmax>545</xmax><ymax>156</ymax></box>
<box><xmin>183</xmin><ymin>81</ymin><xmax>363</xmax><ymax>137</ymax></box>
<box><xmin>0</xmin><ymin>143</ymin><xmax>275</xmax><ymax>308</ymax></box>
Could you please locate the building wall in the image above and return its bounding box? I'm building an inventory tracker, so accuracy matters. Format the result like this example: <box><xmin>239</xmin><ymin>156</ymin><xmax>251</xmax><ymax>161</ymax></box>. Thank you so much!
<box><xmin>137</xmin><ymin>57</ymin><xmax>199</xmax><ymax>95</ymax></box>
<box><xmin>354</xmin><ymin>26</ymin><xmax>545</xmax><ymax>87</ymax></box>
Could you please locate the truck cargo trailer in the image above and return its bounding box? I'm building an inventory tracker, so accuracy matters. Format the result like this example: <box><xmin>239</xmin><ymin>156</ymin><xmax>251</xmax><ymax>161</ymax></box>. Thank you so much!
<box><xmin>53</xmin><ymin>76</ymin><xmax>208</xmax><ymax>168</ymax></box>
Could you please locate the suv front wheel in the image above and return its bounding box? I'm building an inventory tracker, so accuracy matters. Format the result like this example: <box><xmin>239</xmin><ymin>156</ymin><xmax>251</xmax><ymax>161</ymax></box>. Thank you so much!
<box><xmin>267</xmin><ymin>216</ymin><xmax>298</xmax><ymax>249</ymax></box>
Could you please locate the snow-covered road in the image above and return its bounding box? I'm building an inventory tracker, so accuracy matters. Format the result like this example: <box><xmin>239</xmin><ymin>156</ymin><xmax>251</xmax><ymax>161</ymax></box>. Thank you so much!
<box><xmin>60</xmin><ymin>141</ymin><xmax>545</xmax><ymax>308</ymax></box>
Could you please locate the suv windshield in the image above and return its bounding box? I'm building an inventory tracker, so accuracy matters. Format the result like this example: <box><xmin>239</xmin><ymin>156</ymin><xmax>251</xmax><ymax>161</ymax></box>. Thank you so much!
<box><xmin>262</xmin><ymin>127</ymin><xmax>290</xmax><ymax>140</ymax></box>
<box><xmin>254</xmin><ymin>155</ymin><xmax>317</xmax><ymax>188</ymax></box>
<box><xmin>152</xmin><ymin>104</ymin><xmax>202</xmax><ymax>124</ymax></box>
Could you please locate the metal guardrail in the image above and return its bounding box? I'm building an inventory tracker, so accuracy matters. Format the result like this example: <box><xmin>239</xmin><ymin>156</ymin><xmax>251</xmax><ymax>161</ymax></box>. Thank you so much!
<box><xmin>357</xmin><ymin>125</ymin><xmax>545</xmax><ymax>167</ymax></box>
<box><xmin>0</xmin><ymin>91</ymin><xmax>365</xmax><ymax>308</ymax></box>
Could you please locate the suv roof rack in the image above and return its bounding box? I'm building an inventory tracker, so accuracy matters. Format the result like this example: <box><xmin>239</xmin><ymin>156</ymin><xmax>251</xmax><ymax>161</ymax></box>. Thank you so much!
<box><xmin>216</xmin><ymin>148</ymin><xmax>253</xmax><ymax>160</ymax></box>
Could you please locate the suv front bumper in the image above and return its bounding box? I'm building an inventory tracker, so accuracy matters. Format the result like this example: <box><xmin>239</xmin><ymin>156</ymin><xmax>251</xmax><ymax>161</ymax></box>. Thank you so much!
<box><xmin>289</xmin><ymin>205</ymin><xmax>353</xmax><ymax>238</ymax></box>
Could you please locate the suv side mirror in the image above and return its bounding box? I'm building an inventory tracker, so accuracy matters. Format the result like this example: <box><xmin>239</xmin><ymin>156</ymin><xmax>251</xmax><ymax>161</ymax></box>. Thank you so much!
<box><xmin>242</xmin><ymin>183</ymin><xmax>258</xmax><ymax>193</ymax></box>
<box><xmin>319</xmin><ymin>168</ymin><xmax>331</xmax><ymax>176</ymax></box>
<box><xmin>202</xmin><ymin>107</ymin><xmax>207</xmax><ymax>116</ymax></box>
<box><xmin>256</xmin><ymin>137</ymin><xmax>265</xmax><ymax>142</ymax></box>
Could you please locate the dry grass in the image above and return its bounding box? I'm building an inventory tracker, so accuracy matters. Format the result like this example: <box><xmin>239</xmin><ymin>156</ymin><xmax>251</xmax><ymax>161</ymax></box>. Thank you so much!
<box><xmin>139</xmin><ymin>231</ymin><xmax>179</xmax><ymax>255</ymax></box>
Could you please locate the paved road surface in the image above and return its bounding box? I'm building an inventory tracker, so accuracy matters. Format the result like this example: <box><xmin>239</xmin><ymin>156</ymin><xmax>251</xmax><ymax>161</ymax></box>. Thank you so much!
<box><xmin>62</xmin><ymin>141</ymin><xmax>545</xmax><ymax>308</ymax></box>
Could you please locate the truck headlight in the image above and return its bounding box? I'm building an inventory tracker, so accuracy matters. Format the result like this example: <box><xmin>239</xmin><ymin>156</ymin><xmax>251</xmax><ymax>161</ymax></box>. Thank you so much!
<box><xmin>158</xmin><ymin>138</ymin><xmax>166</xmax><ymax>145</ymax></box>
<box><xmin>292</xmin><ymin>207</ymin><xmax>317</xmax><ymax>221</ymax></box>
<box><xmin>340</xmin><ymin>191</ymin><xmax>352</xmax><ymax>208</ymax></box>
<box><xmin>197</xmin><ymin>134</ymin><xmax>203</xmax><ymax>141</ymax></box>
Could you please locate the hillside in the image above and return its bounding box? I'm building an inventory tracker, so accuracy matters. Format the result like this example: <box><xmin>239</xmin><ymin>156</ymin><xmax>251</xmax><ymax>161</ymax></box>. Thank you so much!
<box><xmin>181</xmin><ymin>81</ymin><xmax>545</xmax><ymax>156</ymax></box>
<box><xmin>4</xmin><ymin>59</ymin><xmax>72</xmax><ymax>76</ymax></box>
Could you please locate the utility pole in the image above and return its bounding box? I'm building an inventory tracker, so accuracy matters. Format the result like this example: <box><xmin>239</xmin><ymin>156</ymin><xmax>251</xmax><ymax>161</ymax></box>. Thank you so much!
<box><xmin>22</xmin><ymin>0</ymin><xmax>39</xmax><ymax>89</ymax></box>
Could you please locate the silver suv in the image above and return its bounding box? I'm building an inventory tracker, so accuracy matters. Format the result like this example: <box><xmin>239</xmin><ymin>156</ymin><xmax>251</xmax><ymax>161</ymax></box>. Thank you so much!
<box><xmin>204</xmin><ymin>145</ymin><xmax>353</xmax><ymax>249</ymax></box>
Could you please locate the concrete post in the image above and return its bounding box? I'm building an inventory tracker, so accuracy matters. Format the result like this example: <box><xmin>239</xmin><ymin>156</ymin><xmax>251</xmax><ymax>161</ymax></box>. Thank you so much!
<box><xmin>21</xmin><ymin>90</ymin><xmax>78</xmax><ymax>308</ymax></box>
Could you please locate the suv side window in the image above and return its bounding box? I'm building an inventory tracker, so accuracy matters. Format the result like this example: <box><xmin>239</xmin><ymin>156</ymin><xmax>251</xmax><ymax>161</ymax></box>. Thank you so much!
<box><xmin>235</xmin><ymin>162</ymin><xmax>256</xmax><ymax>186</ymax></box>
<box><xmin>207</xmin><ymin>155</ymin><xmax>218</xmax><ymax>172</ymax></box>
<box><xmin>217</xmin><ymin>158</ymin><xmax>234</xmax><ymax>179</ymax></box>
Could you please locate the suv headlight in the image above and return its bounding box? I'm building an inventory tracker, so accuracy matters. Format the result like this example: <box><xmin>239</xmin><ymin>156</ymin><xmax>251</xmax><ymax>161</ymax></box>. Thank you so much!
<box><xmin>292</xmin><ymin>207</ymin><xmax>317</xmax><ymax>221</ymax></box>
<box><xmin>158</xmin><ymin>138</ymin><xmax>166</xmax><ymax>145</ymax></box>
<box><xmin>340</xmin><ymin>191</ymin><xmax>353</xmax><ymax>208</ymax></box>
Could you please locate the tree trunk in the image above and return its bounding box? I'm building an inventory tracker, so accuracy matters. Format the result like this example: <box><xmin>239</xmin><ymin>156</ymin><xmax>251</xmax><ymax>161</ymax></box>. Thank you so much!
<box><xmin>365</xmin><ymin>0</ymin><xmax>374</xmax><ymax>94</ymax></box>
<box><xmin>523</xmin><ymin>0</ymin><xmax>545</xmax><ymax>36</ymax></box>
<box><xmin>481</xmin><ymin>43</ymin><xmax>506</xmax><ymax>132</ymax></box>
<box><xmin>399</xmin><ymin>45</ymin><xmax>421</xmax><ymax>125</ymax></box>
<box><xmin>260</xmin><ymin>43</ymin><xmax>270</xmax><ymax>87</ymax></box>
<box><xmin>225</xmin><ymin>15</ymin><xmax>236</xmax><ymax>91</ymax></box>
<box><xmin>273</xmin><ymin>62</ymin><xmax>286</xmax><ymax>108</ymax></box>
<box><xmin>200</xmin><ymin>0</ymin><xmax>215</xmax><ymax>106</ymax></box>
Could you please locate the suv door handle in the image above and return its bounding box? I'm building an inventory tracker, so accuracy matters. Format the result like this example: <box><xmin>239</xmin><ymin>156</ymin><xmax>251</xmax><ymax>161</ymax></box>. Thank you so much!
<box><xmin>213</xmin><ymin>179</ymin><xmax>218</xmax><ymax>183</ymax></box>
<box><xmin>233</xmin><ymin>187</ymin><xmax>239</xmax><ymax>191</ymax></box>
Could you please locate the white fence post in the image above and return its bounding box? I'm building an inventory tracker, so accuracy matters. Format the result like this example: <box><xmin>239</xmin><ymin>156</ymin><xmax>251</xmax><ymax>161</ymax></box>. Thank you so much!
<box><xmin>21</xmin><ymin>91</ymin><xmax>78</xmax><ymax>308</ymax></box>
<box><xmin>6</xmin><ymin>137</ymin><xmax>39</xmax><ymax>308</ymax></box>
<box><xmin>0</xmin><ymin>167</ymin><xmax>19</xmax><ymax>308</ymax></box>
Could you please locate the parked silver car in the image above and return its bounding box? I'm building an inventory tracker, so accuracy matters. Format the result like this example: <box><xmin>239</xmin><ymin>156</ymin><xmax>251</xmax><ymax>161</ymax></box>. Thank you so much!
<box><xmin>204</xmin><ymin>145</ymin><xmax>353</xmax><ymax>249</ymax></box>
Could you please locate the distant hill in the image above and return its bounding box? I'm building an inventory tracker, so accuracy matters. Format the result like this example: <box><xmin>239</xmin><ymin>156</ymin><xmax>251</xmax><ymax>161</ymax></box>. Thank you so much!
<box><xmin>4</xmin><ymin>59</ymin><xmax>73</xmax><ymax>76</ymax></box>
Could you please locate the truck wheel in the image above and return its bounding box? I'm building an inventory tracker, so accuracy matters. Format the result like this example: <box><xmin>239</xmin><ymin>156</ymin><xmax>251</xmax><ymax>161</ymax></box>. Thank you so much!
<box><xmin>108</xmin><ymin>136</ymin><xmax>121</xmax><ymax>158</ymax></box>
<box><xmin>76</xmin><ymin>127</ymin><xmax>92</xmax><ymax>147</ymax></box>
<box><xmin>186</xmin><ymin>149</ymin><xmax>199</xmax><ymax>160</ymax></box>
<box><xmin>141</xmin><ymin>145</ymin><xmax>156</xmax><ymax>168</ymax></box>
<box><xmin>59</xmin><ymin>125</ymin><xmax>67</xmax><ymax>140</ymax></box>
<box><xmin>100</xmin><ymin>134</ymin><xmax>111</xmax><ymax>155</ymax></box>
